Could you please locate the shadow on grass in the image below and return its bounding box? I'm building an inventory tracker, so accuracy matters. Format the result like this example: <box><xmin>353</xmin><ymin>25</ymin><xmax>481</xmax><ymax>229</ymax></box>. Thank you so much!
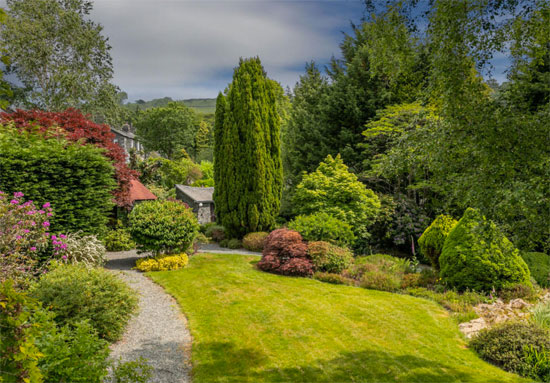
<box><xmin>192</xmin><ymin>341</ymin><xmax>509</xmax><ymax>383</ymax></box>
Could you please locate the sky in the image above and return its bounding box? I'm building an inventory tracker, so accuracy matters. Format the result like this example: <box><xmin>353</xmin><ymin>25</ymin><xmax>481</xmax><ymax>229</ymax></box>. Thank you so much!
<box><xmin>89</xmin><ymin>0</ymin><xmax>366</xmax><ymax>102</ymax></box>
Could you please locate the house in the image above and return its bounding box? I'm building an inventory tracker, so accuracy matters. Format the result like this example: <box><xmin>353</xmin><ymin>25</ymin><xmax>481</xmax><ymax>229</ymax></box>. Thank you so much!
<box><xmin>175</xmin><ymin>185</ymin><xmax>215</xmax><ymax>224</ymax></box>
<box><xmin>128</xmin><ymin>179</ymin><xmax>157</xmax><ymax>206</ymax></box>
<box><xmin>111</xmin><ymin>124</ymin><xmax>143</xmax><ymax>155</ymax></box>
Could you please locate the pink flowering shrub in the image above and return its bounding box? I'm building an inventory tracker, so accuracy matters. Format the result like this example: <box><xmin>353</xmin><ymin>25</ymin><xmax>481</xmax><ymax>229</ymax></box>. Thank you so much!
<box><xmin>0</xmin><ymin>191</ymin><xmax>67</xmax><ymax>288</ymax></box>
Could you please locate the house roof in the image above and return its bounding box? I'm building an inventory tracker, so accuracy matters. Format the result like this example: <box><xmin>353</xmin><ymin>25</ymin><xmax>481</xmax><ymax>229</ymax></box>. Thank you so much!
<box><xmin>129</xmin><ymin>179</ymin><xmax>157</xmax><ymax>202</ymax></box>
<box><xmin>111</xmin><ymin>126</ymin><xmax>136</xmax><ymax>139</ymax></box>
<box><xmin>175</xmin><ymin>185</ymin><xmax>214</xmax><ymax>203</ymax></box>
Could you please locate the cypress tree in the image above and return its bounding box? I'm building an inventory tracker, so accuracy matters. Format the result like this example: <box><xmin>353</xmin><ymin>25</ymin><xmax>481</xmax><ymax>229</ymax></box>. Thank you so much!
<box><xmin>214</xmin><ymin>57</ymin><xmax>283</xmax><ymax>237</ymax></box>
<box><xmin>213</xmin><ymin>91</ymin><xmax>227</xmax><ymax>222</ymax></box>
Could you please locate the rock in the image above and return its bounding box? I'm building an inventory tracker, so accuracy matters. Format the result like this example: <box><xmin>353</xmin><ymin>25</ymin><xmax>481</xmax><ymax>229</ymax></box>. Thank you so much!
<box><xmin>459</xmin><ymin>317</ymin><xmax>487</xmax><ymax>339</ymax></box>
<box><xmin>510</xmin><ymin>299</ymin><xmax>529</xmax><ymax>309</ymax></box>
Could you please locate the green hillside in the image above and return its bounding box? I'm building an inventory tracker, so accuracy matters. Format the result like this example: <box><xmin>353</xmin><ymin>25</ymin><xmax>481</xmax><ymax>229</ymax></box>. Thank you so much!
<box><xmin>124</xmin><ymin>97</ymin><xmax>216</xmax><ymax>114</ymax></box>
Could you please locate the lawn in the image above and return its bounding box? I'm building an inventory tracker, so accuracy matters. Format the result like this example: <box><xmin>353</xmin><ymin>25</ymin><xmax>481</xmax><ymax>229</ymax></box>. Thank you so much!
<box><xmin>149</xmin><ymin>253</ymin><xmax>525</xmax><ymax>383</ymax></box>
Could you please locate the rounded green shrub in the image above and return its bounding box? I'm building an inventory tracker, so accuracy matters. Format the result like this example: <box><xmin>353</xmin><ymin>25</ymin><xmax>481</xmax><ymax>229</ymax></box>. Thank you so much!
<box><xmin>104</xmin><ymin>228</ymin><xmax>135</xmax><ymax>252</ymax></box>
<box><xmin>31</xmin><ymin>264</ymin><xmax>138</xmax><ymax>342</ymax></box>
<box><xmin>242</xmin><ymin>232</ymin><xmax>269</xmax><ymax>252</ymax></box>
<box><xmin>288</xmin><ymin>212</ymin><xmax>356</xmax><ymax>247</ymax></box>
<box><xmin>521</xmin><ymin>252</ymin><xmax>550</xmax><ymax>288</ymax></box>
<box><xmin>205</xmin><ymin>225</ymin><xmax>225</xmax><ymax>242</ymax></box>
<box><xmin>227</xmin><ymin>238</ymin><xmax>242</xmax><ymax>249</ymax></box>
<box><xmin>418</xmin><ymin>214</ymin><xmax>457</xmax><ymax>269</ymax></box>
<box><xmin>470</xmin><ymin>322</ymin><xmax>550</xmax><ymax>375</ymax></box>
<box><xmin>307</xmin><ymin>241</ymin><xmax>354</xmax><ymax>274</ymax></box>
<box><xmin>129</xmin><ymin>200</ymin><xmax>199</xmax><ymax>255</ymax></box>
<box><xmin>439</xmin><ymin>208</ymin><xmax>531</xmax><ymax>292</ymax></box>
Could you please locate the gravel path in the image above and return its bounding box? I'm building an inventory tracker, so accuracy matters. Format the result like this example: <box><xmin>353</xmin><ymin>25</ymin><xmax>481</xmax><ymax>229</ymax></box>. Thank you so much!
<box><xmin>105</xmin><ymin>251</ymin><xmax>191</xmax><ymax>383</ymax></box>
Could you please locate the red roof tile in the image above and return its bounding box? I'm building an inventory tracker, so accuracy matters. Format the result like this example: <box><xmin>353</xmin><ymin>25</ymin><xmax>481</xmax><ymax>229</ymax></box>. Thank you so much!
<box><xmin>129</xmin><ymin>179</ymin><xmax>157</xmax><ymax>202</ymax></box>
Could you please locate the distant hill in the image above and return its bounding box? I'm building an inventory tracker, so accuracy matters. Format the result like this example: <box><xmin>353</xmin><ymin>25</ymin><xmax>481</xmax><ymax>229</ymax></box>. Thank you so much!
<box><xmin>124</xmin><ymin>97</ymin><xmax>216</xmax><ymax>114</ymax></box>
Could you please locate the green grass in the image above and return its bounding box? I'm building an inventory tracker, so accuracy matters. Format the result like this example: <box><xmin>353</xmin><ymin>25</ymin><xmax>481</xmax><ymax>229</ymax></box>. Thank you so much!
<box><xmin>149</xmin><ymin>253</ymin><xmax>525</xmax><ymax>383</ymax></box>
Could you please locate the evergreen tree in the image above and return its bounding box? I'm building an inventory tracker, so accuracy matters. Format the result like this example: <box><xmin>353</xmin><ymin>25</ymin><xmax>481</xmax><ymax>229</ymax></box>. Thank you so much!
<box><xmin>213</xmin><ymin>92</ymin><xmax>227</xmax><ymax>223</ymax></box>
<box><xmin>214</xmin><ymin>57</ymin><xmax>283</xmax><ymax>237</ymax></box>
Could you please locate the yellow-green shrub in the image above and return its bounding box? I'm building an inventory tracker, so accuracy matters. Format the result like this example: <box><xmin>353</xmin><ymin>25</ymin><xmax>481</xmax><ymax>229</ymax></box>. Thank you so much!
<box><xmin>134</xmin><ymin>253</ymin><xmax>189</xmax><ymax>272</ymax></box>
<box><xmin>418</xmin><ymin>214</ymin><xmax>457</xmax><ymax>269</ymax></box>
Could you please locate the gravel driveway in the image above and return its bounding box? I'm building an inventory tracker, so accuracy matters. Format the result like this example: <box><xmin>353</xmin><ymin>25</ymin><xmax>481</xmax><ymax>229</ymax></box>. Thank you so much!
<box><xmin>105</xmin><ymin>251</ymin><xmax>191</xmax><ymax>383</ymax></box>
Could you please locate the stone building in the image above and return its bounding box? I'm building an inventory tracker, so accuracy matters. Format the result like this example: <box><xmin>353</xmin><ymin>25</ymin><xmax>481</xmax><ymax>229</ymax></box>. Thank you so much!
<box><xmin>111</xmin><ymin>124</ymin><xmax>143</xmax><ymax>154</ymax></box>
<box><xmin>175</xmin><ymin>185</ymin><xmax>215</xmax><ymax>224</ymax></box>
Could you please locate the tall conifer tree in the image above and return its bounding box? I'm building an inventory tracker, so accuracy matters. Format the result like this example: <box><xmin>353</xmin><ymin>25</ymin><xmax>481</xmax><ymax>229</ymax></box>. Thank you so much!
<box><xmin>214</xmin><ymin>57</ymin><xmax>283</xmax><ymax>237</ymax></box>
<box><xmin>213</xmin><ymin>92</ymin><xmax>227</xmax><ymax>222</ymax></box>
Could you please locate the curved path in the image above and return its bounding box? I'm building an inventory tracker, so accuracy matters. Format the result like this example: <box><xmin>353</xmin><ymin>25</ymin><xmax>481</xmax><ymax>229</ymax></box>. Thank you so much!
<box><xmin>105</xmin><ymin>251</ymin><xmax>191</xmax><ymax>383</ymax></box>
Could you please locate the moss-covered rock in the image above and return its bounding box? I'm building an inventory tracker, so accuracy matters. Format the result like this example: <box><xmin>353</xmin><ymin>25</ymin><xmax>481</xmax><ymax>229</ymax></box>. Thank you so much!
<box><xmin>439</xmin><ymin>208</ymin><xmax>530</xmax><ymax>292</ymax></box>
<box><xmin>418</xmin><ymin>214</ymin><xmax>458</xmax><ymax>269</ymax></box>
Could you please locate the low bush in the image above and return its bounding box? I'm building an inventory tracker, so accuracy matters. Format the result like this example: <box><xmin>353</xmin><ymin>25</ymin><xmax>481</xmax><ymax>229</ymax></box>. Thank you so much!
<box><xmin>200</xmin><ymin>222</ymin><xmax>217</xmax><ymax>235</ymax></box>
<box><xmin>227</xmin><ymin>238</ymin><xmax>242</xmax><ymax>249</ymax></box>
<box><xmin>135</xmin><ymin>253</ymin><xmax>189</xmax><ymax>272</ymax></box>
<box><xmin>417</xmin><ymin>268</ymin><xmax>439</xmax><ymax>287</ymax></box>
<box><xmin>404</xmin><ymin>287</ymin><xmax>490</xmax><ymax>313</ymax></box>
<box><xmin>205</xmin><ymin>225</ymin><xmax>225</xmax><ymax>242</ymax></box>
<box><xmin>258</xmin><ymin>229</ymin><xmax>313</xmax><ymax>276</ymax></box>
<box><xmin>108</xmin><ymin>358</ymin><xmax>153</xmax><ymax>383</ymax></box>
<box><xmin>307</xmin><ymin>241</ymin><xmax>354</xmax><ymax>274</ymax></box>
<box><xmin>498</xmin><ymin>283</ymin><xmax>538</xmax><ymax>302</ymax></box>
<box><xmin>313</xmin><ymin>272</ymin><xmax>355</xmax><ymax>285</ymax></box>
<box><xmin>31</xmin><ymin>264</ymin><xmax>138</xmax><ymax>342</ymax></box>
<box><xmin>522</xmin><ymin>345</ymin><xmax>550</xmax><ymax>382</ymax></box>
<box><xmin>242</xmin><ymin>232</ymin><xmax>269</xmax><ymax>252</ymax></box>
<box><xmin>104</xmin><ymin>228</ymin><xmax>135</xmax><ymax>252</ymax></box>
<box><xmin>360</xmin><ymin>270</ymin><xmax>401</xmax><ymax>292</ymax></box>
<box><xmin>219</xmin><ymin>239</ymin><xmax>229</xmax><ymax>248</ymax></box>
<box><xmin>288</xmin><ymin>212</ymin><xmax>356</xmax><ymax>247</ymax></box>
<box><xmin>531</xmin><ymin>302</ymin><xmax>550</xmax><ymax>330</ymax></box>
<box><xmin>521</xmin><ymin>252</ymin><xmax>550</xmax><ymax>288</ymax></box>
<box><xmin>129</xmin><ymin>200</ymin><xmax>199</xmax><ymax>255</ymax></box>
<box><xmin>400</xmin><ymin>273</ymin><xmax>421</xmax><ymax>289</ymax></box>
<box><xmin>418</xmin><ymin>214</ymin><xmax>457</xmax><ymax>269</ymax></box>
<box><xmin>470</xmin><ymin>322</ymin><xmax>550</xmax><ymax>376</ymax></box>
<box><xmin>62</xmin><ymin>232</ymin><xmax>106</xmax><ymax>267</ymax></box>
<box><xmin>439</xmin><ymin>208</ymin><xmax>531</xmax><ymax>292</ymax></box>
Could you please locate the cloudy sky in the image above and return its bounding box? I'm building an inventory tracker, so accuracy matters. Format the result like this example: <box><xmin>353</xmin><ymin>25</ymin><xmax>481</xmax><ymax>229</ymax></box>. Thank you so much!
<box><xmin>88</xmin><ymin>0</ymin><xmax>366</xmax><ymax>102</ymax></box>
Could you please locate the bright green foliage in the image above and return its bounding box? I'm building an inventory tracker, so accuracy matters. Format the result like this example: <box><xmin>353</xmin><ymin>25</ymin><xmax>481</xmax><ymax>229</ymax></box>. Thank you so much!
<box><xmin>37</xmin><ymin>320</ymin><xmax>110</xmax><ymax>383</ymax></box>
<box><xmin>307</xmin><ymin>241</ymin><xmax>354</xmax><ymax>274</ymax></box>
<box><xmin>129</xmin><ymin>200</ymin><xmax>199</xmax><ymax>255</ymax></box>
<box><xmin>521</xmin><ymin>252</ymin><xmax>550</xmax><ymax>288</ymax></box>
<box><xmin>135</xmin><ymin>102</ymin><xmax>200</xmax><ymax>159</ymax></box>
<box><xmin>439</xmin><ymin>208</ymin><xmax>531</xmax><ymax>292</ymax></box>
<box><xmin>531</xmin><ymin>301</ymin><xmax>550</xmax><ymax>330</ymax></box>
<box><xmin>0</xmin><ymin>281</ymin><xmax>43</xmax><ymax>383</ymax></box>
<box><xmin>214</xmin><ymin>57</ymin><xmax>283</xmax><ymax>237</ymax></box>
<box><xmin>192</xmin><ymin>160</ymin><xmax>214</xmax><ymax>187</ymax></box>
<box><xmin>288</xmin><ymin>212</ymin><xmax>356</xmax><ymax>247</ymax></box>
<box><xmin>194</xmin><ymin>120</ymin><xmax>212</xmax><ymax>161</ymax></box>
<box><xmin>1</xmin><ymin>0</ymin><xmax>119</xmax><ymax>119</ymax></box>
<box><xmin>418</xmin><ymin>215</ymin><xmax>458</xmax><ymax>269</ymax></box>
<box><xmin>31</xmin><ymin>264</ymin><xmax>138</xmax><ymax>342</ymax></box>
<box><xmin>150</xmin><ymin>253</ymin><xmax>524</xmax><ymax>382</ymax></box>
<box><xmin>104</xmin><ymin>228</ymin><xmax>136</xmax><ymax>252</ymax></box>
<box><xmin>293</xmin><ymin>154</ymin><xmax>380</xmax><ymax>246</ymax></box>
<box><xmin>0</xmin><ymin>126</ymin><xmax>115</xmax><ymax>235</ymax></box>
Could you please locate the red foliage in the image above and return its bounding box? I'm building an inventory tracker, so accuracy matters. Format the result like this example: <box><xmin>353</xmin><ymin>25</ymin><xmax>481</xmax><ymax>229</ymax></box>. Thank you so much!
<box><xmin>258</xmin><ymin>228</ymin><xmax>313</xmax><ymax>276</ymax></box>
<box><xmin>1</xmin><ymin>109</ymin><xmax>138</xmax><ymax>207</ymax></box>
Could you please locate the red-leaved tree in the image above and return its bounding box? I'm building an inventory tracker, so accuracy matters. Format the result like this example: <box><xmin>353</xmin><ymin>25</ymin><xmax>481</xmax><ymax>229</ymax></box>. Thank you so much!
<box><xmin>1</xmin><ymin>109</ymin><xmax>137</xmax><ymax>207</ymax></box>
<box><xmin>257</xmin><ymin>228</ymin><xmax>312</xmax><ymax>276</ymax></box>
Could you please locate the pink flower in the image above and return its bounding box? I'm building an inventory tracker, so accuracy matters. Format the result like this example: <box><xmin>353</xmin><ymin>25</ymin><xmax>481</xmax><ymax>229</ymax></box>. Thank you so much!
<box><xmin>47</xmin><ymin>212</ymin><xmax>53</xmax><ymax>217</ymax></box>
<box><xmin>59</xmin><ymin>234</ymin><xmax>66</xmax><ymax>239</ymax></box>
<box><xmin>13</xmin><ymin>192</ymin><xmax>24</xmax><ymax>198</ymax></box>
<box><xmin>10</xmin><ymin>199</ymin><xmax>18</xmax><ymax>204</ymax></box>
<box><xmin>61</xmin><ymin>244</ymin><xmax>67</xmax><ymax>249</ymax></box>
<box><xmin>51</xmin><ymin>235</ymin><xmax>57</xmax><ymax>240</ymax></box>
<box><xmin>62</xmin><ymin>255</ymin><xmax>67</xmax><ymax>260</ymax></box>
<box><xmin>30</xmin><ymin>247</ymin><xmax>36</xmax><ymax>251</ymax></box>
<box><xmin>16</xmin><ymin>235</ymin><xmax>22</xmax><ymax>240</ymax></box>
<box><xmin>43</xmin><ymin>202</ymin><xmax>50</xmax><ymax>208</ymax></box>
<box><xmin>31</xmin><ymin>221</ymin><xmax>36</xmax><ymax>226</ymax></box>
<box><xmin>38</xmin><ymin>210</ymin><xmax>45</xmax><ymax>214</ymax></box>
<box><xmin>42</xmin><ymin>221</ymin><xmax>50</xmax><ymax>227</ymax></box>
<box><xmin>24</xmin><ymin>229</ymin><xmax>30</xmax><ymax>233</ymax></box>
<box><xmin>26</xmin><ymin>211</ymin><xmax>35</xmax><ymax>215</ymax></box>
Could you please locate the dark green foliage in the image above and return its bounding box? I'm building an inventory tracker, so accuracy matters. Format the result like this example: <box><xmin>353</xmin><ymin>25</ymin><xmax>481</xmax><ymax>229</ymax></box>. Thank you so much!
<box><xmin>104</xmin><ymin>228</ymin><xmax>135</xmax><ymax>252</ymax></box>
<box><xmin>418</xmin><ymin>215</ymin><xmax>458</xmax><ymax>269</ymax></box>
<box><xmin>205</xmin><ymin>224</ymin><xmax>225</xmax><ymax>242</ymax></box>
<box><xmin>307</xmin><ymin>241</ymin><xmax>354</xmax><ymax>274</ymax></box>
<box><xmin>129</xmin><ymin>200</ymin><xmax>199</xmax><ymax>255</ymax></box>
<box><xmin>135</xmin><ymin>102</ymin><xmax>200</xmax><ymax>159</ymax></box>
<box><xmin>288</xmin><ymin>212</ymin><xmax>356</xmax><ymax>247</ymax></box>
<box><xmin>521</xmin><ymin>252</ymin><xmax>550</xmax><ymax>288</ymax></box>
<box><xmin>0</xmin><ymin>126</ymin><xmax>115</xmax><ymax>234</ymax></box>
<box><xmin>213</xmin><ymin>92</ymin><xmax>226</xmax><ymax>215</ymax></box>
<box><xmin>31</xmin><ymin>264</ymin><xmax>138</xmax><ymax>342</ymax></box>
<box><xmin>110</xmin><ymin>358</ymin><xmax>153</xmax><ymax>383</ymax></box>
<box><xmin>439</xmin><ymin>208</ymin><xmax>531</xmax><ymax>292</ymax></box>
<box><xmin>498</xmin><ymin>283</ymin><xmax>538</xmax><ymax>302</ymax></box>
<box><xmin>470</xmin><ymin>322</ymin><xmax>550</xmax><ymax>376</ymax></box>
<box><xmin>214</xmin><ymin>57</ymin><xmax>283</xmax><ymax>238</ymax></box>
